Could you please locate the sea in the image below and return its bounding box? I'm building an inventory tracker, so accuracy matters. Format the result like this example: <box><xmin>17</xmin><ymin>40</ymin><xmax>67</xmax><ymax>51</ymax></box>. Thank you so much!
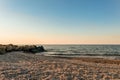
<box><xmin>39</xmin><ymin>45</ymin><xmax>120</xmax><ymax>59</ymax></box>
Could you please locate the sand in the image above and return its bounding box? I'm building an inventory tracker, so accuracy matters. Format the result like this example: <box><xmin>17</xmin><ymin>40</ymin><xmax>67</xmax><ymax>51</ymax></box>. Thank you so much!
<box><xmin>0</xmin><ymin>52</ymin><xmax>120</xmax><ymax>80</ymax></box>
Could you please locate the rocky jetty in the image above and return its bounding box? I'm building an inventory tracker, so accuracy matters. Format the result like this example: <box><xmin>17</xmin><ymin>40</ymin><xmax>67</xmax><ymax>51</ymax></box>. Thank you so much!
<box><xmin>0</xmin><ymin>44</ymin><xmax>45</xmax><ymax>54</ymax></box>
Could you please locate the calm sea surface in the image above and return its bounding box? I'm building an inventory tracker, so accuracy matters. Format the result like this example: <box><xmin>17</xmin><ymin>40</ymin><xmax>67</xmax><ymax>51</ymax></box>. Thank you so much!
<box><xmin>40</xmin><ymin>45</ymin><xmax>120</xmax><ymax>59</ymax></box>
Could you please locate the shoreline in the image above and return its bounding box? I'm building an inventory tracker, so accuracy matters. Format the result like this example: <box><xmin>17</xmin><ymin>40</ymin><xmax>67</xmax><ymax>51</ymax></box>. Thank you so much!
<box><xmin>54</xmin><ymin>56</ymin><xmax>120</xmax><ymax>65</ymax></box>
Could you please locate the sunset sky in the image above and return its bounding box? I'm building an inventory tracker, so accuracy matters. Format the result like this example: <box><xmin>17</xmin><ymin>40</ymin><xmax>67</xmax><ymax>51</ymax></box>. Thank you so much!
<box><xmin>0</xmin><ymin>0</ymin><xmax>120</xmax><ymax>44</ymax></box>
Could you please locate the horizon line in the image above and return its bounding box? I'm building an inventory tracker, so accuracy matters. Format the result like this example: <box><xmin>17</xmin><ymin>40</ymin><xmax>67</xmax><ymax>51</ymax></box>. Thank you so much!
<box><xmin>1</xmin><ymin>43</ymin><xmax>120</xmax><ymax>45</ymax></box>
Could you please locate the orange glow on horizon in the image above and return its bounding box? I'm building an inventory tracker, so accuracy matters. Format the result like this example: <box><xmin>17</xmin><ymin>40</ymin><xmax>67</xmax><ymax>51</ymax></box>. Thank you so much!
<box><xmin>0</xmin><ymin>35</ymin><xmax>120</xmax><ymax>45</ymax></box>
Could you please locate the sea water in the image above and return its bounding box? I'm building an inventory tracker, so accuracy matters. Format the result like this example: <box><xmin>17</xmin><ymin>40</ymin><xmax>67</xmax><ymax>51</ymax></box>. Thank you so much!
<box><xmin>41</xmin><ymin>45</ymin><xmax>120</xmax><ymax>59</ymax></box>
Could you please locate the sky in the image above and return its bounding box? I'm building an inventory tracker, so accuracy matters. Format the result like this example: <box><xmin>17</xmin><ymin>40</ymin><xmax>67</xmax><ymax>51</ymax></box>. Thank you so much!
<box><xmin>0</xmin><ymin>0</ymin><xmax>120</xmax><ymax>44</ymax></box>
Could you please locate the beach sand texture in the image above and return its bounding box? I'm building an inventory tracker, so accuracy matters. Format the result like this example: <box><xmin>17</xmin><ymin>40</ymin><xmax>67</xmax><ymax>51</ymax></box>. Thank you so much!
<box><xmin>0</xmin><ymin>52</ymin><xmax>120</xmax><ymax>80</ymax></box>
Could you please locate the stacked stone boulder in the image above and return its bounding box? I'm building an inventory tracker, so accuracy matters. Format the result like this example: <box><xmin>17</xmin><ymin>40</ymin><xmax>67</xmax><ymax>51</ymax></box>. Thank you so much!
<box><xmin>0</xmin><ymin>44</ymin><xmax>45</xmax><ymax>54</ymax></box>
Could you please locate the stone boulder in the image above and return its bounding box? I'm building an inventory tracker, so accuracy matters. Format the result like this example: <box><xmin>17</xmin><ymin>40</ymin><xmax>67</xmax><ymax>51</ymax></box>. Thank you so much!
<box><xmin>0</xmin><ymin>44</ymin><xmax>45</xmax><ymax>54</ymax></box>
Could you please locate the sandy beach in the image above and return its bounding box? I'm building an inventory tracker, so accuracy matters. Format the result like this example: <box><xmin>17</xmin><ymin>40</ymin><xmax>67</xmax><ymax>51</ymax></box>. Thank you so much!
<box><xmin>1</xmin><ymin>0</ymin><xmax>120</xmax><ymax>79</ymax></box>
<box><xmin>0</xmin><ymin>52</ymin><xmax>120</xmax><ymax>80</ymax></box>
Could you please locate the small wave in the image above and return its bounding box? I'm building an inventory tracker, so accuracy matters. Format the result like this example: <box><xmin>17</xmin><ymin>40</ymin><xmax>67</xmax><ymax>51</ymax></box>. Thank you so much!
<box><xmin>44</xmin><ymin>45</ymin><xmax>120</xmax><ymax>59</ymax></box>
<box><xmin>48</xmin><ymin>53</ymin><xmax>120</xmax><ymax>56</ymax></box>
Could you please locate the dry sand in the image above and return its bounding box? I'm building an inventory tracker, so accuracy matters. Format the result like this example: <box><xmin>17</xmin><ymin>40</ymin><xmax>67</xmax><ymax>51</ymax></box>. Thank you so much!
<box><xmin>0</xmin><ymin>52</ymin><xmax>120</xmax><ymax>80</ymax></box>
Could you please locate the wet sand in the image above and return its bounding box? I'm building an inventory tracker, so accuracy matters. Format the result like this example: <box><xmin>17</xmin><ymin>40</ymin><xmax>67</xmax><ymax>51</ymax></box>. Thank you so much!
<box><xmin>0</xmin><ymin>52</ymin><xmax>120</xmax><ymax>80</ymax></box>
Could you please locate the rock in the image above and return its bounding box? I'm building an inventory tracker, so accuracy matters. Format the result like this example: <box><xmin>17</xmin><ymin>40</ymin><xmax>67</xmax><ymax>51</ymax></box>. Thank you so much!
<box><xmin>0</xmin><ymin>48</ymin><xmax>6</xmax><ymax>54</ymax></box>
<box><xmin>0</xmin><ymin>44</ymin><xmax>45</xmax><ymax>54</ymax></box>
<box><xmin>23</xmin><ymin>45</ymin><xmax>46</xmax><ymax>53</ymax></box>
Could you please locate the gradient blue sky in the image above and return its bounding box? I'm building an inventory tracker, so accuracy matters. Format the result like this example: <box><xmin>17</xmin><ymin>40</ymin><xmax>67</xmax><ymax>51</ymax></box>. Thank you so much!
<box><xmin>0</xmin><ymin>0</ymin><xmax>120</xmax><ymax>44</ymax></box>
